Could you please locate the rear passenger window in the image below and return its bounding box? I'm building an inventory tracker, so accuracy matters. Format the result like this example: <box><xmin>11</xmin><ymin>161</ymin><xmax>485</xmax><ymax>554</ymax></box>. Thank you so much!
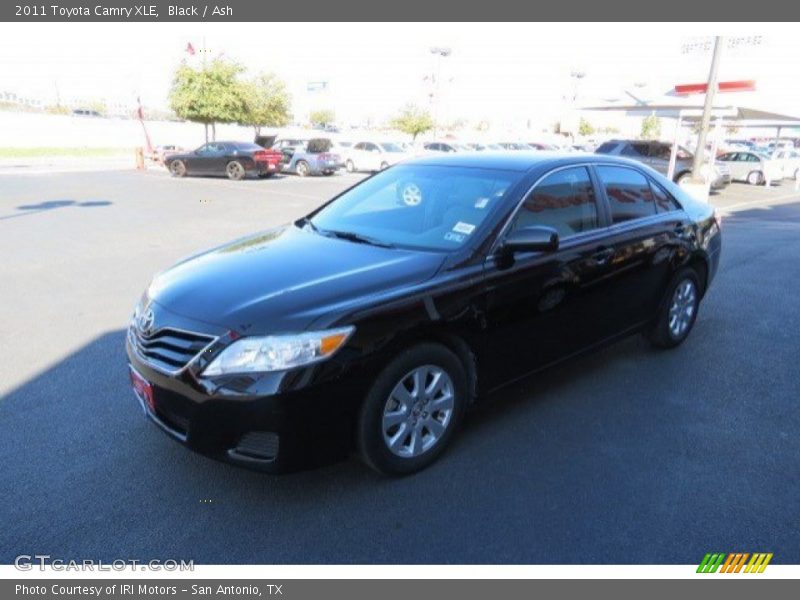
<box><xmin>596</xmin><ymin>166</ymin><xmax>656</xmax><ymax>224</ymax></box>
<box><xmin>510</xmin><ymin>167</ymin><xmax>599</xmax><ymax>238</ymax></box>
<box><xmin>621</xmin><ymin>143</ymin><xmax>648</xmax><ymax>157</ymax></box>
<box><xmin>650</xmin><ymin>180</ymin><xmax>681</xmax><ymax>213</ymax></box>
<box><xmin>595</xmin><ymin>142</ymin><xmax>619</xmax><ymax>154</ymax></box>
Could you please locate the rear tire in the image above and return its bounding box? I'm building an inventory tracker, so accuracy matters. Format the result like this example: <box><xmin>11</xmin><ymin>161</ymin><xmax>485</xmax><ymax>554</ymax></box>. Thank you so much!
<box><xmin>747</xmin><ymin>170</ymin><xmax>764</xmax><ymax>185</ymax></box>
<box><xmin>226</xmin><ymin>160</ymin><xmax>246</xmax><ymax>181</ymax></box>
<box><xmin>380</xmin><ymin>161</ymin><xmax>389</xmax><ymax>170</ymax></box>
<box><xmin>295</xmin><ymin>160</ymin><xmax>310</xmax><ymax>177</ymax></box>
<box><xmin>647</xmin><ymin>268</ymin><xmax>701</xmax><ymax>349</ymax></box>
<box><xmin>169</xmin><ymin>159</ymin><xmax>186</xmax><ymax>177</ymax></box>
<box><xmin>345</xmin><ymin>159</ymin><xmax>355</xmax><ymax>173</ymax></box>
<box><xmin>357</xmin><ymin>343</ymin><xmax>467</xmax><ymax>476</ymax></box>
<box><xmin>675</xmin><ymin>172</ymin><xmax>691</xmax><ymax>186</ymax></box>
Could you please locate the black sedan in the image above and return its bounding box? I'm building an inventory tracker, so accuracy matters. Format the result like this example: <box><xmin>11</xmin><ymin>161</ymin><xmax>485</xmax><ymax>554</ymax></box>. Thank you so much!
<box><xmin>127</xmin><ymin>153</ymin><xmax>721</xmax><ymax>476</ymax></box>
<box><xmin>166</xmin><ymin>141</ymin><xmax>283</xmax><ymax>180</ymax></box>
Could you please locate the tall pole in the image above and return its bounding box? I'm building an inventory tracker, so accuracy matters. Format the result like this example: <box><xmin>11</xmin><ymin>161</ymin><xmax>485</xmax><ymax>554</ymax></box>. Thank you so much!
<box><xmin>691</xmin><ymin>36</ymin><xmax>724</xmax><ymax>183</ymax></box>
<box><xmin>429</xmin><ymin>47</ymin><xmax>451</xmax><ymax>139</ymax></box>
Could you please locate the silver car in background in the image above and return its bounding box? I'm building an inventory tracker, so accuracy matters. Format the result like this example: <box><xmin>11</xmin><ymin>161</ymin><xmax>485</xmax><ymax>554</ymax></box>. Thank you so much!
<box><xmin>716</xmin><ymin>151</ymin><xmax>784</xmax><ymax>185</ymax></box>
<box><xmin>596</xmin><ymin>139</ymin><xmax>731</xmax><ymax>190</ymax></box>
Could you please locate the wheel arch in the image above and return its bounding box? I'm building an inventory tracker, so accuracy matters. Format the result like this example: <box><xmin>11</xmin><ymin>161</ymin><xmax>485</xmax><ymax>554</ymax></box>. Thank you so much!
<box><xmin>673</xmin><ymin>169</ymin><xmax>691</xmax><ymax>183</ymax></box>
<box><xmin>365</xmin><ymin>326</ymin><xmax>481</xmax><ymax>407</ymax></box>
<box><xmin>685</xmin><ymin>252</ymin><xmax>710</xmax><ymax>297</ymax></box>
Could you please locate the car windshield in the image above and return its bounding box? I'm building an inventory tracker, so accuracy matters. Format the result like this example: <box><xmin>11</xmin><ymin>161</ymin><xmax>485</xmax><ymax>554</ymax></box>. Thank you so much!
<box><xmin>306</xmin><ymin>165</ymin><xmax>521</xmax><ymax>251</ymax></box>
<box><xmin>380</xmin><ymin>143</ymin><xmax>404</xmax><ymax>153</ymax></box>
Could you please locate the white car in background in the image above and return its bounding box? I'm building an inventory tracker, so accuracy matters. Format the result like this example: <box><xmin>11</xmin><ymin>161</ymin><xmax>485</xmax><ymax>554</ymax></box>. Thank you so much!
<box><xmin>421</xmin><ymin>141</ymin><xmax>473</xmax><ymax>154</ymax></box>
<box><xmin>716</xmin><ymin>151</ymin><xmax>784</xmax><ymax>185</ymax></box>
<box><xmin>771</xmin><ymin>149</ymin><xmax>800</xmax><ymax>180</ymax></box>
<box><xmin>344</xmin><ymin>141</ymin><xmax>409</xmax><ymax>172</ymax></box>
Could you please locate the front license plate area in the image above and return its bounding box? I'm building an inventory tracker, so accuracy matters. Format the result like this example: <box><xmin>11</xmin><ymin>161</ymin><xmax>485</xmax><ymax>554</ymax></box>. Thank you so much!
<box><xmin>129</xmin><ymin>366</ymin><xmax>155</xmax><ymax>414</ymax></box>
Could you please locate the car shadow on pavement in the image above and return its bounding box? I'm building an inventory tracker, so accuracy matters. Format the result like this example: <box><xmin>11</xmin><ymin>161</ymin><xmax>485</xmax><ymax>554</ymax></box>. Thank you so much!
<box><xmin>0</xmin><ymin>199</ymin><xmax>112</xmax><ymax>221</ymax></box>
<box><xmin>2</xmin><ymin>291</ymin><xmax>797</xmax><ymax>565</ymax></box>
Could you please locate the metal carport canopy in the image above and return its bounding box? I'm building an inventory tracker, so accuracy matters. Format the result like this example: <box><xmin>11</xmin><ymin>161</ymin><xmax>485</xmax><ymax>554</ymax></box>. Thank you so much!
<box><xmin>580</xmin><ymin>97</ymin><xmax>800</xmax><ymax>184</ymax></box>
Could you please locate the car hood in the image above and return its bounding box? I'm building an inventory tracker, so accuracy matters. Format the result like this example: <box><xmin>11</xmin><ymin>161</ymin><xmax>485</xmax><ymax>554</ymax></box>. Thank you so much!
<box><xmin>147</xmin><ymin>225</ymin><xmax>445</xmax><ymax>333</ymax></box>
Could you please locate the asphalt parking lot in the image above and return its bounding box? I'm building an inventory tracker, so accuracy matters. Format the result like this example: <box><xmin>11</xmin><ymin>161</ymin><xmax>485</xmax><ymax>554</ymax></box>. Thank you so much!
<box><xmin>1</xmin><ymin>168</ymin><xmax>799</xmax><ymax>564</ymax></box>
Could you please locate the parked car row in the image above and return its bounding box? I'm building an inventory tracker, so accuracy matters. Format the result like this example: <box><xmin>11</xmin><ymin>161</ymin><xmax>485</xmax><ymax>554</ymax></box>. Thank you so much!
<box><xmin>160</xmin><ymin>135</ymin><xmax>795</xmax><ymax>186</ymax></box>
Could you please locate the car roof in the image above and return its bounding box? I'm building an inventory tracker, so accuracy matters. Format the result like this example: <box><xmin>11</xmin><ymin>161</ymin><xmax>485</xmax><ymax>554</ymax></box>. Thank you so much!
<box><xmin>403</xmin><ymin>151</ymin><xmax>649</xmax><ymax>173</ymax></box>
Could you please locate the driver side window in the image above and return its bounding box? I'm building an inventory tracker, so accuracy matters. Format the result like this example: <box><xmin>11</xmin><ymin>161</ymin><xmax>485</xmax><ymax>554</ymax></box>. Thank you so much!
<box><xmin>510</xmin><ymin>167</ymin><xmax>599</xmax><ymax>239</ymax></box>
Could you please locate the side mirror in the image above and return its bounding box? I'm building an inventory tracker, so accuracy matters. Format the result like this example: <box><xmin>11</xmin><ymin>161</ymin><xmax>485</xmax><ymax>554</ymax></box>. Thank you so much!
<box><xmin>501</xmin><ymin>226</ymin><xmax>559</xmax><ymax>254</ymax></box>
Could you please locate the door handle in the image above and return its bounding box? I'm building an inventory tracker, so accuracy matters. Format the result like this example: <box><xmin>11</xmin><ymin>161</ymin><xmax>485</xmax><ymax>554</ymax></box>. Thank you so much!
<box><xmin>592</xmin><ymin>247</ymin><xmax>615</xmax><ymax>264</ymax></box>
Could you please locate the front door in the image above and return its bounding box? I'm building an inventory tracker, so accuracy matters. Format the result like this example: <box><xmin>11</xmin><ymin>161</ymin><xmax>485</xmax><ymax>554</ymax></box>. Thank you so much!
<box><xmin>482</xmin><ymin>165</ymin><xmax>616</xmax><ymax>389</ymax></box>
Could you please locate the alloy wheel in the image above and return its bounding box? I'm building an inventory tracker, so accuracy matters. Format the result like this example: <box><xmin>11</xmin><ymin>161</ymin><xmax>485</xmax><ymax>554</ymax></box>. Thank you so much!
<box><xmin>668</xmin><ymin>279</ymin><xmax>697</xmax><ymax>339</ymax></box>
<box><xmin>381</xmin><ymin>365</ymin><xmax>454</xmax><ymax>458</ymax></box>
<box><xmin>227</xmin><ymin>162</ymin><xmax>244</xmax><ymax>180</ymax></box>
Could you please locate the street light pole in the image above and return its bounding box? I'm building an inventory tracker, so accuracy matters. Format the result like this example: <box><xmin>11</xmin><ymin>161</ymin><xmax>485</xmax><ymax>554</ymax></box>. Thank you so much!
<box><xmin>690</xmin><ymin>36</ymin><xmax>724</xmax><ymax>184</ymax></box>
<box><xmin>429</xmin><ymin>46</ymin><xmax>451</xmax><ymax>138</ymax></box>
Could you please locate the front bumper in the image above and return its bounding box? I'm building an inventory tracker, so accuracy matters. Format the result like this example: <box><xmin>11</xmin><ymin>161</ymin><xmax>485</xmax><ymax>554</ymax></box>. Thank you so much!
<box><xmin>126</xmin><ymin>324</ymin><xmax>370</xmax><ymax>472</ymax></box>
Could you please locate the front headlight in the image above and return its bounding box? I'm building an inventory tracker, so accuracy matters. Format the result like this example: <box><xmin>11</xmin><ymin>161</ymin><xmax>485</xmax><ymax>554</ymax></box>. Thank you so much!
<box><xmin>202</xmin><ymin>326</ymin><xmax>355</xmax><ymax>376</ymax></box>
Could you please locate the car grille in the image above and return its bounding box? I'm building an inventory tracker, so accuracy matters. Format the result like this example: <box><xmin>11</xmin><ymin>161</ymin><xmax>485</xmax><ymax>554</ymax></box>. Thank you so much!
<box><xmin>129</xmin><ymin>326</ymin><xmax>215</xmax><ymax>374</ymax></box>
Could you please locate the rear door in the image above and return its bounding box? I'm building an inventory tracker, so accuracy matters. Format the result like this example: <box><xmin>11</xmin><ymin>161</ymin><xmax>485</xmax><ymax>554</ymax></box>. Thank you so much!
<box><xmin>591</xmin><ymin>164</ymin><xmax>680</xmax><ymax>331</ymax></box>
<box><xmin>363</xmin><ymin>143</ymin><xmax>382</xmax><ymax>170</ymax></box>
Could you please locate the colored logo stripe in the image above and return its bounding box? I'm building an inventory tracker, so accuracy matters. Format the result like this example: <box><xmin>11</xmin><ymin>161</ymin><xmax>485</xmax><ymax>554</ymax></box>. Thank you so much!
<box><xmin>697</xmin><ymin>553</ymin><xmax>725</xmax><ymax>573</ymax></box>
<box><xmin>698</xmin><ymin>552</ymin><xmax>772</xmax><ymax>573</ymax></box>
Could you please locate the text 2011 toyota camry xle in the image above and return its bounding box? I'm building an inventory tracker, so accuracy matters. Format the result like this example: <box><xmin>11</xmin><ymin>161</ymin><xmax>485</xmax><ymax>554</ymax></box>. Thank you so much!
<box><xmin>127</xmin><ymin>153</ymin><xmax>721</xmax><ymax>475</ymax></box>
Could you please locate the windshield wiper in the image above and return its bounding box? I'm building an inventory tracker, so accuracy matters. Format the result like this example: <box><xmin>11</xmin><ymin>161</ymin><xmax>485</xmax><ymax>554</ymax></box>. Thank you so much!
<box><xmin>321</xmin><ymin>229</ymin><xmax>395</xmax><ymax>248</ymax></box>
<box><xmin>296</xmin><ymin>216</ymin><xmax>319</xmax><ymax>232</ymax></box>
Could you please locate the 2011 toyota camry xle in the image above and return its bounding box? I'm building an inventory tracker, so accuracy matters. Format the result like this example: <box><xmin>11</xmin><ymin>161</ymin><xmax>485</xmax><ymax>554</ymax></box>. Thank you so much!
<box><xmin>127</xmin><ymin>153</ymin><xmax>721</xmax><ymax>476</ymax></box>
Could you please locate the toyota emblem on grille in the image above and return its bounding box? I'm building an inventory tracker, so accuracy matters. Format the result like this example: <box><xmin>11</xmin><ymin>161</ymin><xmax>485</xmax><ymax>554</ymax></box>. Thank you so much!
<box><xmin>137</xmin><ymin>308</ymin><xmax>155</xmax><ymax>336</ymax></box>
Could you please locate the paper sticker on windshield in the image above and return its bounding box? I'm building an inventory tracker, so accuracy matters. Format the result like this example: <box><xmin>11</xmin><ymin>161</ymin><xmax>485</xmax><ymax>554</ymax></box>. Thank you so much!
<box><xmin>475</xmin><ymin>197</ymin><xmax>490</xmax><ymax>209</ymax></box>
<box><xmin>452</xmin><ymin>222</ymin><xmax>476</xmax><ymax>235</ymax></box>
<box><xmin>444</xmin><ymin>232</ymin><xmax>466</xmax><ymax>243</ymax></box>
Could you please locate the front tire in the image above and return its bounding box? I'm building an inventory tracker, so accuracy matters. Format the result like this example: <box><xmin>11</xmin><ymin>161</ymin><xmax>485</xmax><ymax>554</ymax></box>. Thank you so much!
<box><xmin>647</xmin><ymin>268</ymin><xmax>701</xmax><ymax>349</ymax></box>
<box><xmin>357</xmin><ymin>343</ymin><xmax>467</xmax><ymax>476</ymax></box>
<box><xmin>226</xmin><ymin>160</ymin><xmax>246</xmax><ymax>181</ymax></box>
<box><xmin>747</xmin><ymin>170</ymin><xmax>764</xmax><ymax>185</ymax></box>
<box><xmin>169</xmin><ymin>159</ymin><xmax>186</xmax><ymax>177</ymax></box>
<box><xmin>345</xmin><ymin>159</ymin><xmax>355</xmax><ymax>173</ymax></box>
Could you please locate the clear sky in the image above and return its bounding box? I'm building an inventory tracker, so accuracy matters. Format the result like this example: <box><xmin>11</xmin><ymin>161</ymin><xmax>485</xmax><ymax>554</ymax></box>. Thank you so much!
<box><xmin>1</xmin><ymin>23</ymin><xmax>798</xmax><ymax>128</ymax></box>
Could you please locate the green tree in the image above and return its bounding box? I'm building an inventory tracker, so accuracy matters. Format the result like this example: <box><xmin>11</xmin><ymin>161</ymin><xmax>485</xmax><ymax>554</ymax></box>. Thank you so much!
<box><xmin>390</xmin><ymin>104</ymin><xmax>435</xmax><ymax>140</ymax></box>
<box><xmin>640</xmin><ymin>114</ymin><xmax>662</xmax><ymax>139</ymax></box>
<box><xmin>309</xmin><ymin>109</ymin><xmax>335</xmax><ymax>127</ymax></box>
<box><xmin>578</xmin><ymin>117</ymin><xmax>595</xmax><ymax>137</ymax></box>
<box><xmin>240</xmin><ymin>73</ymin><xmax>291</xmax><ymax>135</ymax></box>
<box><xmin>169</xmin><ymin>57</ymin><xmax>250</xmax><ymax>142</ymax></box>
